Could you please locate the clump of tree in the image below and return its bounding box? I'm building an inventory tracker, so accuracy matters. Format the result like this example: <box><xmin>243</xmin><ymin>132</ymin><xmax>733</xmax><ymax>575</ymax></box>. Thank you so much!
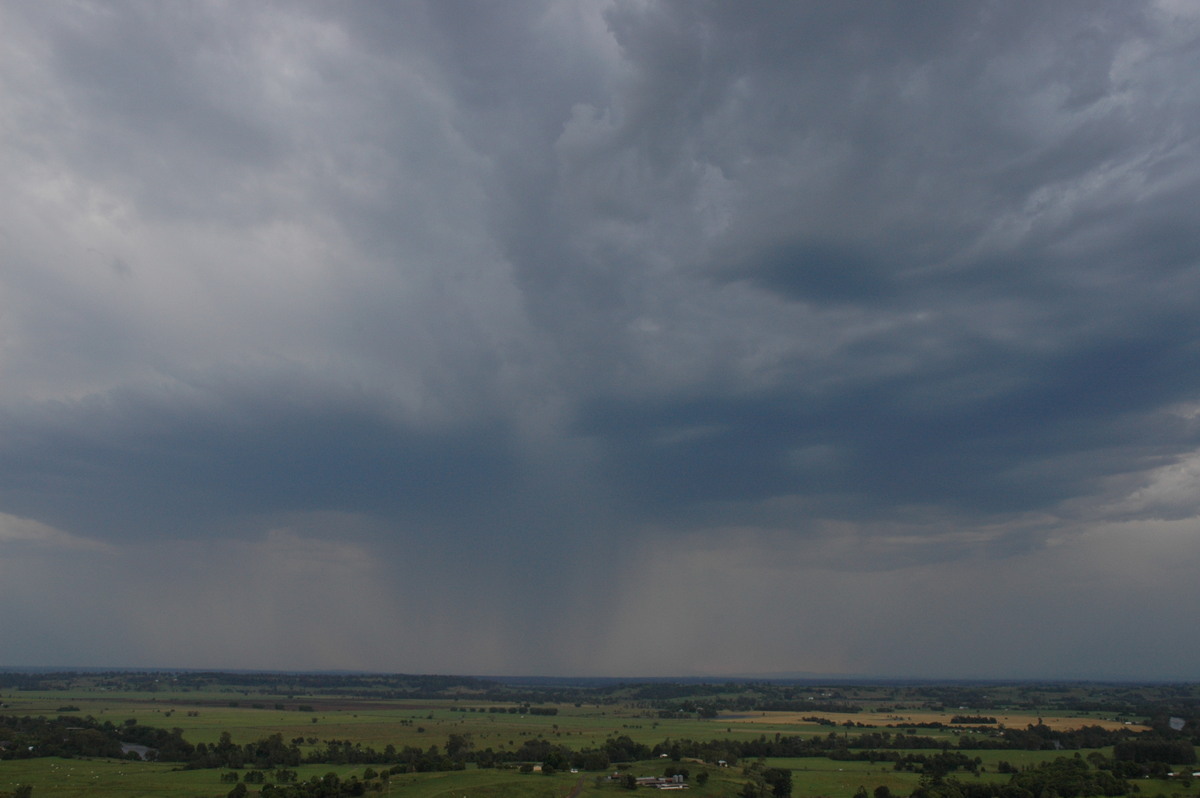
<box><xmin>258</xmin><ymin>770</ymin><xmax>384</xmax><ymax>797</ymax></box>
<box><xmin>1113</xmin><ymin>738</ymin><xmax>1196</xmax><ymax>765</ymax></box>
<box><xmin>907</xmin><ymin>756</ymin><xmax>1130</xmax><ymax>798</ymax></box>
<box><xmin>739</xmin><ymin>761</ymin><xmax>792</xmax><ymax>798</ymax></box>
<box><xmin>891</xmin><ymin>752</ymin><xmax>982</xmax><ymax>777</ymax></box>
<box><xmin>0</xmin><ymin>715</ymin><xmax>126</xmax><ymax>759</ymax></box>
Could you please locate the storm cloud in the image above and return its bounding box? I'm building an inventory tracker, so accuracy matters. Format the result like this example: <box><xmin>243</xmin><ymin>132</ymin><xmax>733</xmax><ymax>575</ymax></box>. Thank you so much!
<box><xmin>2</xmin><ymin>0</ymin><xmax>1200</xmax><ymax>678</ymax></box>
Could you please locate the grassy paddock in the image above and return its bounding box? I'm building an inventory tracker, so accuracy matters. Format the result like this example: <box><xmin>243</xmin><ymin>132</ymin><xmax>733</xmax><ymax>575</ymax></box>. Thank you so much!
<box><xmin>0</xmin><ymin>679</ymin><xmax>1191</xmax><ymax>798</ymax></box>
<box><xmin>0</xmin><ymin>758</ymin><xmax>387</xmax><ymax>798</ymax></box>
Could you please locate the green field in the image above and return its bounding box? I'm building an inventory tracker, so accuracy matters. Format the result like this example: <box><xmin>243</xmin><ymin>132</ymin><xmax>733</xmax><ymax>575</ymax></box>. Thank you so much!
<box><xmin>2</xmin><ymin>675</ymin><xmax>1198</xmax><ymax>798</ymax></box>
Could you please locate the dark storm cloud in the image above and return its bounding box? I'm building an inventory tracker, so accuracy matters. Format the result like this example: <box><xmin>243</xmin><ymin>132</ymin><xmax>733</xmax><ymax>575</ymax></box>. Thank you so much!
<box><xmin>577</xmin><ymin>311</ymin><xmax>1200</xmax><ymax>519</ymax></box>
<box><xmin>10</xmin><ymin>4</ymin><xmax>283</xmax><ymax>224</ymax></box>
<box><xmin>727</xmin><ymin>242</ymin><xmax>901</xmax><ymax>304</ymax></box>
<box><xmin>0</xmin><ymin>380</ymin><xmax>516</xmax><ymax>540</ymax></box>
<box><xmin>527</xmin><ymin>0</ymin><xmax>1200</xmax><ymax>531</ymax></box>
<box><xmin>3</xmin><ymin>0</ymin><xmax>1200</xmax><ymax>676</ymax></box>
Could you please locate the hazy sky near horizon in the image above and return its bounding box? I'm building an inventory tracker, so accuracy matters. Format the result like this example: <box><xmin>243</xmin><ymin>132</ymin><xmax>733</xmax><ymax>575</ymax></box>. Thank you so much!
<box><xmin>3</xmin><ymin>1</ymin><xmax>1200</xmax><ymax>679</ymax></box>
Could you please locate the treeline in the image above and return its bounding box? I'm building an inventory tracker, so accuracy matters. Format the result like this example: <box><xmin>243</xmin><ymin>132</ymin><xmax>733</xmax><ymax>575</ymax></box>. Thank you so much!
<box><xmin>873</xmin><ymin>752</ymin><xmax>1195</xmax><ymax>798</ymax></box>
<box><xmin>643</xmin><ymin>722</ymin><xmax>1195</xmax><ymax>765</ymax></box>
<box><xmin>450</xmin><ymin>705</ymin><xmax>558</xmax><ymax>715</ymax></box>
<box><xmin>910</xmin><ymin>757</ymin><xmax>1131</xmax><ymax>798</ymax></box>
<box><xmin>0</xmin><ymin>711</ymin><xmax>651</xmax><ymax>774</ymax></box>
<box><xmin>186</xmin><ymin>731</ymin><xmax>654</xmax><ymax>773</ymax></box>
<box><xmin>751</xmin><ymin>701</ymin><xmax>862</xmax><ymax>713</ymax></box>
<box><xmin>4</xmin><ymin>711</ymin><xmax>1197</xmax><ymax>785</ymax></box>
<box><xmin>0</xmin><ymin>714</ymin><xmax>192</xmax><ymax>761</ymax></box>
<box><xmin>1112</xmin><ymin>738</ymin><xmax>1196</xmax><ymax>765</ymax></box>
<box><xmin>0</xmin><ymin>714</ymin><xmax>126</xmax><ymax>759</ymax></box>
<box><xmin>189</xmin><ymin>732</ymin><xmax>591</xmax><ymax>772</ymax></box>
<box><xmin>231</xmin><ymin>769</ymin><xmax>392</xmax><ymax>797</ymax></box>
<box><xmin>0</xmin><ymin>670</ymin><xmax>500</xmax><ymax>699</ymax></box>
<box><xmin>257</xmin><ymin>770</ymin><xmax>381</xmax><ymax>797</ymax></box>
<box><xmin>8</xmin><ymin>671</ymin><xmax>1200</xmax><ymax>722</ymax></box>
<box><xmin>0</xmin><ymin>715</ymin><xmax>617</xmax><ymax>775</ymax></box>
<box><xmin>743</xmin><ymin>752</ymin><xmax>1153</xmax><ymax>798</ymax></box>
<box><xmin>136</xmin><ymin>724</ymin><xmax>1200</xmax><ymax>774</ymax></box>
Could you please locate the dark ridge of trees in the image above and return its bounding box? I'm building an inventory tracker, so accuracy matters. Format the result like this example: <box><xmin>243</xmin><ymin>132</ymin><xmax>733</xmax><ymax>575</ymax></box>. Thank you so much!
<box><xmin>1113</xmin><ymin>738</ymin><xmax>1196</xmax><ymax>764</ymax></box>
<box><xmin>258</xmin><ymin>770</ymin><xmax>381</xmax><ymax>798</ymax></box>
<box><xmin>908</xmin><ymin>758</ymin><xmax>1131</xmax><ymax>798</ymax></box>
<box><xmin>182</xmin><ymin>732</ymin><xmax>638</xmax><ymax>773</ymax></box>
<box><xmin>0</xmin><ymin>714</ymin><xmax>198</xmax><ymax>763</ymax></box>
<box><xmin>5</xmin><ymin>671</ymin><xmax>1200</xmax><ymax>722</ymax></box>
<box><xmin>3</xmin><ymin>706</ymin><xmax>1185</xmax><ymax>782</ymax></box>
<box><xmin>0</xmin><ymin>670</ymin><xmax>502</xmax><ymax>700</ymax></box>
<box><xmin>741</xmin><ymin>765</ymin><xmax>793</xmax><ymax>798</ymax></box>
<box><xmin>753</xmin><ymin>701</ymin><xmax>863</xmax><ymax>713</ymax></box>
<box><xmin>0</xmin><ymin>709</ymin><xmax>635</xmax><ymax>773</ymax></box>
<box><xmin>982</xmin><ymin>723</ymin><xmax>1138</xmax><ymax>752</ymax></box>
<box><xmin>644</xmin><ymin>722</ymin><xmax>1166</xmax><ymax>765</ymax></box>
<box><xmin>0</xmin><ymin>715</ymin><xmax>126</xmax><ymax>759</ymax></box>
<box><xmin>890</xmin><ymin>752</ymin><xmax>982</xmax><ymax>776</ymax></box>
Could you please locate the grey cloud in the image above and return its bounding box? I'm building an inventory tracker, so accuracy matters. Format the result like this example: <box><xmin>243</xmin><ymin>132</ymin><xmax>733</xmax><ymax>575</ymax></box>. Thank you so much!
<box><xmin>2</xmin><ymin>0</ymin><xmax>1200</xmax><ymax>676</ymax></box>
<box><xmin>723</xmin><ymin>241</ymin><xmax>902</xmax><ymax>304</ymax></box>
<box><xmin>7</xmin><ymin>4</ymin><xmax>283</xmax><ymax>223</ymax></box>
<box><xmin>0</xmin><ymin>379</ymin><xmax>517</xmax><ymax>541</ymax></box>
<box><xmin>576</xmin><ymin>306</ymin><xmax>1200</xmax><ymax>521</ymax></box>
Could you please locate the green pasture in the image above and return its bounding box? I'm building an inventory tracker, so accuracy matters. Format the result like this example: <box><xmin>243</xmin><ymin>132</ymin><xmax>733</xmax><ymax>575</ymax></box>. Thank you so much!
<box><xmin>0</xmin><ymin>758</ymin><xmax>389</xmax><ymax>798</ymax></box>
<box><xmin>2</xmin><ymin>682</ymin><xmax>1190</xmax><ymax>798</ymax></box>
<box><xmin>2</xmin><ymin>686</ymin><xmax>1091</xmax><ymax>756</ymax></box>
<box><xmin>753</xmin><ymin>756</ymin><xmax>1200</xmax><ymax>798</ymax></box>
<box><xmin>4</xmin><ymin>753</ymin><xmax>1199</xmax><ymax>798</ymax></box>
<box><xmin>0</xmin><ymin>759</ymin><xmax>649</xmax><ymax>798</ymax></box>
<box><xmin>384</xmin><ymin>768</ymin><xmax>580</xmax><ymax>798</ymax></box>
<box><xmin>772</xmin><ymin>757</ymin><xmax>926</xmax><ymax>798</ymax></box>
<box><xmin>762</xmin><ymin>754</ymin><xmax>1073</xmax><ymax>797</ymax></box>
<box><xmin>1</xmin><ymin>690</ymin><xmax>762</xmax><ymax>752</ymax></box>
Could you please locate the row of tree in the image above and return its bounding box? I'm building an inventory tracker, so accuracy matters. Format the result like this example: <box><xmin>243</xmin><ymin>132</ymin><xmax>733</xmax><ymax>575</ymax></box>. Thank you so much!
<box><xmin>908</xmin><ymin>757</ymin><xmax>1131</xmax><ymax>798</ymax></box>
<box><xmin>646</xmin><ymin>721</ymin><xmax>1169</xmax><ymax>765</ymax></box>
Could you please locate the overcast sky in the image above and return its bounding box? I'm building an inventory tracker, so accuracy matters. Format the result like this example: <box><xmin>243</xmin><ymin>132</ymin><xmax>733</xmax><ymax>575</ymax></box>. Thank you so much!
<box><xmin>2</xmin><ymin>1</ymin><xmax>1200</xmax><ymax>679</ymax></box>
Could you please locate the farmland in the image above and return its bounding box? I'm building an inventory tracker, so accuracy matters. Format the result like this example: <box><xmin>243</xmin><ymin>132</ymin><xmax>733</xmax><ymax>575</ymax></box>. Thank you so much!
<box><xmin>1</xmin><ymin>673</ymin><xmax>1198</xmax><ymax>798</ymax></box>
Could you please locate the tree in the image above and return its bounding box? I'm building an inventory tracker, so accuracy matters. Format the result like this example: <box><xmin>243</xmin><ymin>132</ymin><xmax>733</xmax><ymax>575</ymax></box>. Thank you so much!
<box><xmin>763</xmin><ymin>768</ymin><xmax>792</xmax><ymax>798</ymax></box>
<box><xmin>446</xmin><ymin>734</ymin><xmax>473</xmax><ymax>758</ymax></box>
